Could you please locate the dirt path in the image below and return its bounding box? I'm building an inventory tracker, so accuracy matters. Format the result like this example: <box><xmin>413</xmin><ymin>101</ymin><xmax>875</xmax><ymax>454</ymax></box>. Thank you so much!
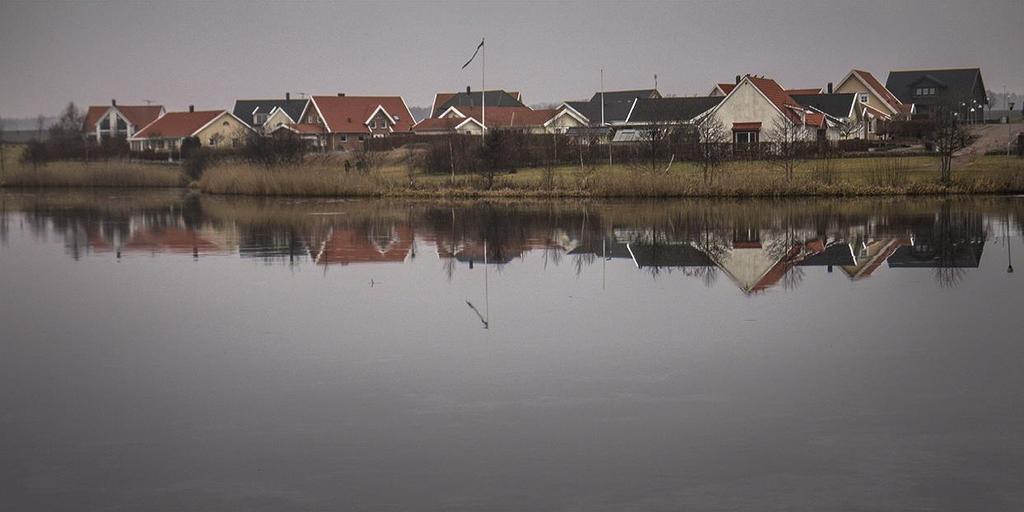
<box><xmin>953</xmin><ymin>123</ymin><xmax>1022</xmax><ymax>169</ymax></box>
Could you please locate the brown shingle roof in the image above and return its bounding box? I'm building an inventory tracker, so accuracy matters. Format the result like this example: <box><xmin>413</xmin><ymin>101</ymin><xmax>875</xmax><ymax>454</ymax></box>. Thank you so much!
<box><xmin>132</xmin><ymin>110</ymin><xmax>224</xmax><ymax>139</ymax></box>
<box><xmin>310</xmin><ymin>96</ymin><xmax>414</xmax><ymax>134</ymax></box>
<box><xmin>853</xmin><ymin>69</ymin><xmax>904</xmax><ymax>113</ymax></box>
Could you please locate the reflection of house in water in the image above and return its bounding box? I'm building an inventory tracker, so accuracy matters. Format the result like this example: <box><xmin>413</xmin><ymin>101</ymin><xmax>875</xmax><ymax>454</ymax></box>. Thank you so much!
<box><xmin>710</xmin><ymin>237</ymin><xmax>852</xmax><ymax>294</ymax></box>
<box><xmin>842</xmin><ymin>238</ymin><xmax>913</xmax><ymax>279</ymax></box>
<box><xmin>122</xmin><ymin>227</ymin><xmax>224</xmax><ymax>256</ymax></box>
<box><xmin>626</xmin><ymin>242</ymin><xmax>715</xmax><ymax>268</ymax></box>
<box><xmin>314</xmin><ymin>225</ymin><xmax>414</xmax><ymax>265</ymax></box>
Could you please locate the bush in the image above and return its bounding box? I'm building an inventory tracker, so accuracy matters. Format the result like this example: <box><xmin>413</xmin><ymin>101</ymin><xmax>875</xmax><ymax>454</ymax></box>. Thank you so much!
<box><xmin>243</xmin><ymin>132</ymin><xmax>307</xmax><ymax>167</ymax></box>
<box><xmin>182</xmin><ymin>145</ymin><xmax>216</xmax><ymax>181</ymax></box>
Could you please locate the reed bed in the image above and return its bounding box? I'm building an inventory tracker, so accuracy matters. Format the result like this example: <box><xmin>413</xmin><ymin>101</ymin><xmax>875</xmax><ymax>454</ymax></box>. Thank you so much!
<box><xmin>1</xmin><ymin>160</ymin><xmax>182</xmax><ymax>188</ymax></box>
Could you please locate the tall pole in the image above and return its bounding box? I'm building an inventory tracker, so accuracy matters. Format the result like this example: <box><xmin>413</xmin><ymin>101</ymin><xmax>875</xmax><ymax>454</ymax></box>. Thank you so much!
<box><xmin>600</xmin><ymin>69</ymin><xmax>605</xmax><ymax>126</ymax></box>
<box><xmin>481</xmin><ymin>38</ymin><xmax>486</xmax><ymax>143</ymax></box>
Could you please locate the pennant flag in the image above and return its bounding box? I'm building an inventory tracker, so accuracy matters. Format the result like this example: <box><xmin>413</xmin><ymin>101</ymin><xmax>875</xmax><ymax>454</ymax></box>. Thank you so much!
<box><xmin>462</xmin><ymin>39</ymin><xmax>484</xmax><ymax>69</ymax></box>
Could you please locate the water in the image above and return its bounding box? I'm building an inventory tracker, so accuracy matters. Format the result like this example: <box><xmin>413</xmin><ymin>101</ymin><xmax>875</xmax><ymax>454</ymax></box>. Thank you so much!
<box><xmin>1</xmin><ymin>190</ymin><xmax>1022</xmax><ymax>511</ymax></box>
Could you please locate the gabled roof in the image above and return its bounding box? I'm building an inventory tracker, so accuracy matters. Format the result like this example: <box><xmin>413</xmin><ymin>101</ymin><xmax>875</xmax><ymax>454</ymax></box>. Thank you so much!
<box><xmin>83</xmin><ymin>104</ymin><xmax>165</xmax><ymax>132</ymax></box>
<box><xmin>842</xmin><ymin>69</ymin><xmax>905</xmax><ymax>115</ymax></box>
<box><xmin>626</xmin><ymin>96</ymin><xmax>723</xmax><ymax>124</ymax></box>
<box><xmin>430</xmin><ymin>90</ymin><xmax>525</xmax><ymax>117</ymax></box>
<box><xmin>308</xmin><ymin>95</ymin><xmax>415</xmax><ymax>134</ymax></box>
<box><xmin>746</xmin><ymin>76</ymin><xmax>805</xmax><ymax>124</ymax></box>
<box><xmin>271</xmin><ymin>123</ymin><xmax>326</xmax><ymax>135</ymax></box>
<box><xmin>232</xmin><ymin>99</ymin><xmax>309</xmax><ymax>127</ymax></box>
<box><xmin>132</xmin><ymin>110</ymin><xmax>231</xmax><ymax>139</ymax></box>
<box><xmin>885</xmin><ymin>68</ymin><xmax>987</xmax><ymax>105</ymax></box>
<box><xmin>412</xmin><ymin>116</ymin><xmax>473</xmax><ymax>132</ymax></box>
<box><xmin>715</xmin><ymin>83</ymin><xmax>736</xmax><ymax>96</ymax></box>
<box><xmin>791</xmin><ymin>93</ymin><xmax>857</xmax><ymax>120</ymax></box>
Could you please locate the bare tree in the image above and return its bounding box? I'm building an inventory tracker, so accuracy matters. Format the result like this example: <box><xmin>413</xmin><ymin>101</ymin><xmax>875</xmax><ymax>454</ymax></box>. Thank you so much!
<box><xmin>767</xmin><ymin>117</ymin><xmax>806</xmax><ymax>181</ymax></box>
<box><xmin>695</xmin><ymin>115</ymin><xmax>728</xmax><ymax>184</ymax></box>
<box><xmin>836</xmin><ymin>117</ymin><xmax>860</xmax><ymax>140</ymax></box>
<box><xmin>930</xmin><ymin>94</ymin><xmax>972</xmax><ymax>184</ymax></box>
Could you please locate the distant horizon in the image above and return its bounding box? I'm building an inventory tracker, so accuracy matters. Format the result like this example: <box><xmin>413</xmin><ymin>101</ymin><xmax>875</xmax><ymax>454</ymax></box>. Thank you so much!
<box><xmin>1</xmin><ymin>0</ymin><xmax>1022</xmax><ymax>118</ymax></box>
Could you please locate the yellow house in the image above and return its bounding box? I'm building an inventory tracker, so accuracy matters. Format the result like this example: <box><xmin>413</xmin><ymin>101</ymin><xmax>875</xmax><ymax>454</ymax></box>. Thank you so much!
<box><xmin>129</xmin><ymin>108</ymin><xmax>253</xmax><ymax>154</ymax></box>
<box><xmin>835</xmin><ymin>69</ymin><xmax>911</xmax><ymax>138</ymax></box>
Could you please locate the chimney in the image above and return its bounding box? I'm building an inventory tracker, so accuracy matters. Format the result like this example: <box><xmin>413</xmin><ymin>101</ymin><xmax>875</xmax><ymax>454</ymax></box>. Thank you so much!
<box><xmin>337</xmin><ymin>93</ymin><xmax>345</xmax><ymax>97</ymax></box>
<box><xmin>466</xmin><ymin>85</ymin><xmax>472</xmax><ymax>94</ymax></box>
<box><xmin>827</xmin><ymin>82</ymin><xmax>833</xmax><ymax>94</ymax></box>
<box><xmin>111</xmin><ymin>99</ymin><xmax>117</xmax><ymax>106</ymax></box>
<box><xmin>735</xmin><ymin>75</ymin><xmax>741</xmax><ymax>84</ymax></box>
<box><xmin>189</xmin><ymin>105</ymin><xmax>194</xmax><ymax>113</ymax></box>
<box><xmin>286</xmin><ymin>92</ymin><xmax>290</xmax><ymax>101</ymax></box>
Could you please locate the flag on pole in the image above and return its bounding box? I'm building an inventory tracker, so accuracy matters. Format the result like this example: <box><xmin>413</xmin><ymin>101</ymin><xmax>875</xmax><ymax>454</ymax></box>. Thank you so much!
<box><xmin>462</xmin><ymin>39</ymin><xmax>484</xmax><ymax>69</ymax></box>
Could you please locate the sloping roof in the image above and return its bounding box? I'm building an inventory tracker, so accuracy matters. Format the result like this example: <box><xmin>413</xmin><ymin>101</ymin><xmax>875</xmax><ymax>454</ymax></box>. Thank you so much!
<box><xmin>232</xmin><ymin>99</ymin><xmax>309</xmax><ymax>127</ymax></box>
<box><xmin>439</xmin><ymin>106</ymin><xmax>555</xmax><ymax>128</ymax></box>
<box><xmin>627</xmin><ymin>96</ymin><xmax>723</xmax><ymax>124</ymax></box>
<box><xmin>82</xmin><ymin>106</ymin><xmax>108</xmax><ymax>132</ymax></box>
<box><xmin>82</xmin><ymin>105</ymin><xmax>164</xmax><ymax>132</ymax></box>
<box><xmin>717</xmin><ymin>83</ymin><xmax>736</xmax><ymax>95</ymax></box>
<box><xmin>272</xmin><ymin>122</ymin><xmax>326</xmax><ymax>134</ymax></box>
<box><xmin>412</xmin><ymin>116</ymin><xmax>470</xmax><ymax>132</ymax></box>
<box><xmin>588</xmin><ymin>89</ymin><xmax>660</xmax><ymax>104</ymax></box>
<box><xmin>791</xmin><ymin>93</ymin><xmax>857</xmax><ymax>119</ymax></box>
<box><xmin>851</xmin><ymin>69</ymin><xmax>905</xmax><ymax>113</ymax></box>
<box><xmin>431</xmin><ymin>90</ymin><xmax>524</xmax><ymax>117</ymax></box>
<box><xmin>310</xmin><ymin>95</ymin><xmax>414</xmax><ymax>133</ymax></box>
<box><xmin>861</xmin><ymin>103</ymin><xmax>891</xmax><ymax>120</ymax></box>
<box><xmin>785</xmin><ymin>88</ymin><xmax>823</xmax><ymax>96</ymax></box>
<box><xmin>885</xmin><ymin>68</ymin><xmax>987</xmax><ymax>105</ymax></box>
<box><xmin>132</xmin><ymin>110</ymin><xmax>224</xmax><ymax>139</ymax></box>
<box><xmin>747</xmin><ymin>76</ymin><xmax>804</xmax><ymax>124</ymax></box>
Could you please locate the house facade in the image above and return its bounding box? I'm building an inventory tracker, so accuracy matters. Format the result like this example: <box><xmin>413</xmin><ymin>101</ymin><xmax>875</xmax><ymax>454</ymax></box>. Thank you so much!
<box><xmin>706</xmin><ymin>75</ymin><xmax>825</xmax><ymax>144</ymax></box>
<box><xmin>562</xmin><ymin>89</ymin><xmax>661</xmax><ymax>126</ymax></box>
<box><xmin>834</xmin><ymin>69</ymin><xmax>911</xmax><ymax>137</ymax></box>
<box><xmin>412</xmin><ymin>105</ymin><xmax>585</xmax><ymax>135</ymax></box>
<box><xmin>231</xmin><ymin>95</ymin><xmax>309</xmax><ymax>132</ymax></box>
<box><xmin>430</xmin><ymin>89</ymin><xmax>524</xmax><ymax>118</ymax></box>
<box><xmin>128</xmin><ymin>107</ymin><xmax>252</xmax><ymax>153</ymax></box>
<box><xmin>82</xmin><ymin>101</ymin><xmax>165</xmax><ymax>142</ymax></box>
<box><xmin>298</xmin><ymin>95</ymin><xmax>414</xmax><ymax>151</ymax></box>
<box><xmin>885</xmin><ymin>68</ymin><xmax>987</xmax><ymax>121</ymax></box>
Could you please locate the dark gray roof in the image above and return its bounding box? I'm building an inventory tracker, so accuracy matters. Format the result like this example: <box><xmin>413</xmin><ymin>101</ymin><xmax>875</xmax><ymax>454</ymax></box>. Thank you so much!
<box><xmin>627</xmin><ymin>96</ymin><xmax>722</xmax><ymax>124</ymax></box>
<box><xmin>627</xmin><ymin>243</ymin><xmax>714</xmax><ymax>268</ymax></box>
<box><xmin>432</xmin><ymin>90</ymin><xmax>524</xmax><ymax>117</ymax></box>
<box><xmin>232</xmin><ymin>99</ymin><xmax>310</xmax><ymax>127</ymax></box>
<box><xmin>796</xmin><ymin>243</ymin><xmax>856</xmax><ymax>266</ymax></box>
<box><xmin>565</xmin><ymin>89</ymin><xmax>662</xmax><ymax>125</ymax></box>
<box><xmin>791</xmin><ymin>93</ymin><xmax>857</xmax><ymax>119</ymax></box>
<box><xmin>885</xmin><ymin>68</ymin><xmax>987</xmax><ymax>105</ymax></box>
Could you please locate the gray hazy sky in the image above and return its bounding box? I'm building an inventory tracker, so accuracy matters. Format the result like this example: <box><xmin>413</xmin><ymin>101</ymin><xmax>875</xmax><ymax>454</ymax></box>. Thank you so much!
<box><xmin>1</xmin><ymin>0</ymin><xmax>1022</xmax><ymax>117</ymax></box>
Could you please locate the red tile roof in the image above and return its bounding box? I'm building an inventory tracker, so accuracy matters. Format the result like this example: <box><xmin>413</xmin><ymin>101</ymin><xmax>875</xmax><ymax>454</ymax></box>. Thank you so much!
<box><xmin>116</xmin><ymin>105</ymin><xmax>164</xmax><ymax>128</ymax></box>
<box><xmin>310</xmin><ymin>96</ymin><xmax>414</xmax><ymax>134</ymax></box>
<box><xmin>804</xmin><ymin>112</ymin><xmax>826</xmax><ymax>128</ymax></box>
<box><xmin>456</xmin><ymin>106</ymin><xmax>556</xmax><ymax>128</ymax></box>
<box><xmin>82</xmin><ymin>106</ymin><xmax>108</xmax><ymax>132</ymax></box>
<box><xmin>853</xmin><ymin>69</ymin><xmax>904</xmax><ymax>114</ymax></box>
<box><xmin>274</xmin><ymin>122</ymin><xmax>326</xmax><ymax>134</ymax></box>
<box><xmin>747</xmin><ymin>76</ymin><xmax>804</xmax><ymax>124</ymax></box>
<box><xmin>717</xmin><ymin>83</ymin><xmax>736</xmax><ymax>95</ymax></box>
<box><xmin>132</xmin><ymin>110</ymin><xmax>224</xmax><ymax>139</ymax></box>
<box><xmin>83</xmin><ymin>105</ymin><xmax>165</xmax><ymax>133</ymax></box>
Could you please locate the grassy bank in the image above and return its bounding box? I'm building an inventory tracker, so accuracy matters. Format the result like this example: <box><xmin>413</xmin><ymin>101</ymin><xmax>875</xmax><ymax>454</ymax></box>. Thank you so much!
<box><xmin>3</xmin><ymin>143</ymin><xmax>1023</xmax><ymax>197</ymax></box>
<box><xmin>199</xmin><ymin>154</ymin><xmax>1024</xmax><ymax>198</ymax></box>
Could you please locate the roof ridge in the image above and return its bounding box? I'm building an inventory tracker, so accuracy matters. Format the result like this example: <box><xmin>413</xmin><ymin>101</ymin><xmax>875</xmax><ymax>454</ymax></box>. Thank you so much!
<box><xmin>889</xmin><ymin>67</ymin><xmax>981</xmax><ymax>72</ymax></box>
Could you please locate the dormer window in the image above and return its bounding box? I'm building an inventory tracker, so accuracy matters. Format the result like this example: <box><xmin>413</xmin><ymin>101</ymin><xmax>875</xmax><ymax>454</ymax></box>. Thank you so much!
<box><xmin>859</xmin><ymin>93</ymin><xmax>869</xmax><ymax>104</ymax></box>
<box><xmin>914</xmin><ymin>87</ymin><xmax>936</xmax><ymax>97</ymax></box>
<box><xmin>254</xmin><ymin>113</ymin><xmax>269</xmax><ymax>125</ymax></box>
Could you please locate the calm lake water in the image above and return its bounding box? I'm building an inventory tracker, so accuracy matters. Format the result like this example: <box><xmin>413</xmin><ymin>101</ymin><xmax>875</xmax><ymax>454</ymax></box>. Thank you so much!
<box><xmin>1</xmin><ymin>190</ymin><xmax>1022</xmax><ymax>511</ymax></box>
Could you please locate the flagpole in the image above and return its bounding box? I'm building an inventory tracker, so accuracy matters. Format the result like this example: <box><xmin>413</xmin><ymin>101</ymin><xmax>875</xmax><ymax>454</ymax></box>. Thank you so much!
<box><xmin>481</xmin><ymin>37</ymin><xmax>486</xmax><ymax>143</ymax></box>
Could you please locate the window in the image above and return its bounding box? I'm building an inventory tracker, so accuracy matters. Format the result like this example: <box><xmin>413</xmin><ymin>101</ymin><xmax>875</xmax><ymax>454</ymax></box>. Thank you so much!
<box><xmin>369</xmin><ymin>120</ymin><xmax>376</xmax><ymax>129</ymax></box>
<box><xmin>231</xmin><ymin>138</ymin><xmax>240</xmax><ymax>148</ymax></box>
<box><xmin>340</xmin><ymin>134</ymin><xmax>348</xmax><ymax>142</ymax></box>
<box><xmin>308</xmin><ymin>115</ymin><xmax>317</xmax><ymax>124</ymax></box>
<box><xmin>358</xmin><ymin>135</ymin><xmax>365</xmax><ymax>141</ymax></box>
<box><xmin>734</xmin><ymin>131</ymin><xmax>759</xmax><ymax>144</ymax></box>
<box><xmin>254</xmin><ymin>113</ymin><xmax>268</xmax><ymax>125</ymax></box>
<box><xmin>859</xmin><ymin>93</ymin><xmax>869</xmax><ymax>104</ymax></box>
<box><xmin>914</xmin><ymin>87</ymin><xmax>936</xmax><ymax>97</ymax></box>
<box><xmin>100</xmin><ymin>117</ymin><xmax>111</xmax><ymax>129</ymax></box>
<box><xmin>116</xmin><ymin>118</ymin><xmax>127</xmax><ymax>130</ymax></box>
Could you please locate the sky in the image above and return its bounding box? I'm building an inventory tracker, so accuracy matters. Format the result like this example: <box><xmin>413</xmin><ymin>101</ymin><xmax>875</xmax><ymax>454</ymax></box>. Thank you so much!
<box><xmin>0</xmin><ymin>0</ymin><xmax>1022</xmax><ymax>118</ymax></box>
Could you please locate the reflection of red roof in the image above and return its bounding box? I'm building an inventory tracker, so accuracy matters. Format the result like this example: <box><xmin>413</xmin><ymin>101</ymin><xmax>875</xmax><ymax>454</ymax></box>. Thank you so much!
<box><xmin>310</xmin><ymin>96</ymin><xmax>414</xmax><ymax>134</ymax></box>
<box><xmin>316</xmin><ymin>226</ymin><xmax>413</xmax><ymax>265</ymax></box>
<box><xmin>123</xmin><ymin>228</ymin><xmax>220</xmax><ymax>253</ymax></box>
<box><xmin>133</xmin><ymin>110</ymin><xmax>224</xmax><ymax>138</ymax></box>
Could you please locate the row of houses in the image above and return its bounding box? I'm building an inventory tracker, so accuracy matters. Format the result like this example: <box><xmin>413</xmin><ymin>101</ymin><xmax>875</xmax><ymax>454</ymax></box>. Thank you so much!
<box><xmin>81</xmin><ymin>67</ymin><xmax>988</xmax><ymax>152</ymax></box>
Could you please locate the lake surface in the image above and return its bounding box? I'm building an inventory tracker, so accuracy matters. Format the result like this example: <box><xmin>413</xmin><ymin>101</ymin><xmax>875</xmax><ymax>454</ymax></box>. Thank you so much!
<box><xmin>1</xmin><ymin>190</ymin><xmax>1022</xmax><ymax>511</ymax></box>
